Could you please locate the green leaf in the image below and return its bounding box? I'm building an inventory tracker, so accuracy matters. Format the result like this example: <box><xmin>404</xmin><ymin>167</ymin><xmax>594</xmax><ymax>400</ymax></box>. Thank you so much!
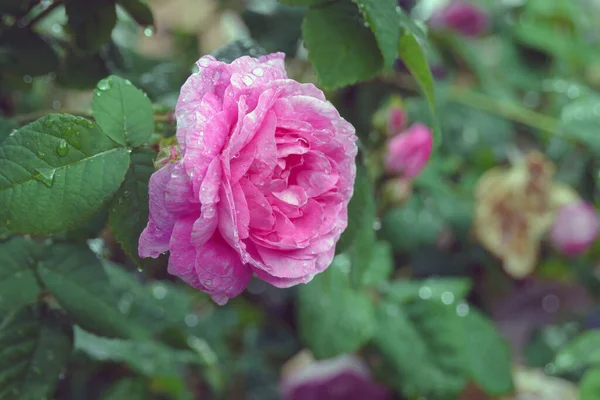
<box><xmin>75</xmin><ymin>327</ymin><xmax>202</xmax><ymax>377</ymax></box>
<box><xmin>380</xmin><ymin>277</ymin><xmax>472</xmax><ymax>304</ymax></box>
<box><xmin>108</xmin><ymin>149</ymin><xmax>155</xmax><ymax>266</ymax></box>
<box><xmin>553</xmin><ymin>331</ymin><xmax>600</xmax><ymax>373</ymax></box>
<box><xmin>461</xmin><ymin>310</ymin><xmax>514</xmax><ymax>396</ymax></box>
<box><xmin>102</xmin><ymin>261</ymin><xmax>192</xmax><ymax>335</ymax></box>
<box><xmin>0</xmin><ymin>29</ymin><xmax>59</xmax><ymax>76</ymax></box>
<box><xmin>560</xmin><ymin>97</ymin><xmax>600</xmax><ymax>156</ymax></box>
<box><xmin>92</xmin><ymin>76</ymin><xmax>154</xmax><ymax>147</ymax></box>
<box><xmin>65</xmin><ymin>0</ymin><xmax>117</xmax><ymax>53</ymax></box>
<box><xmin>580</xmin><ymin>368</ymin><xmax>600</xmax><ymax>400</ymax></box>
<box><xmin>0</xmin><ymin>238</ymin><xmax>42</xmax><ymax>316</ymax></box>
<box><xmin>0</xmin><ymin>305</ymin><xmax>73</xmax><ymax>400</ymax></box>
<box><xmin>0</xmin><ymin>117</ymin><xmax>18</xmax><ymax>145</ymax></box>
<box><xmin>37</xmin><ymin>243</ymin><xmax>146</xmax><ymax>339</ymax></box>
<box><xmin>353</xmin><ymin>0</ymin><xmax>401</xmax><ymax>68</ymax></box>
<box><xmin>361</xmin><ymin>241</ymin><xmax>393</xmax><ymax>286</ymax></box>
<box><xmin>302</xmin><ymin>0</ymin><xmax>383</xmax><ymax>89</ymax></box>
<box><xmin>117</xmin><ymin>0</ymin><xmax>154</xmax><ymax>27</ymax></box>
<box><xmin>397</xmin><ymin>32</ymin><xmax>441</xmax><ymax>145</ymax></box>
<box><xmin>0</xmin><ymin>114</ymin><xmax>130</xmax><ymax>234</ymax></box>
<box><xmin>374</xmin><ymin>300</ymin><xmax>467</xmax><ymax>399</ymax></box>
<box><xmin>396</xmin><ymin>6</ymin><xmax>427</xmax><ymax>42</ymax></box>
<box><xmin>57</xmin><ymin>51</ymin><xmax>110</xmax><ymax>90</ymax></box>
<box><xmin>298</xmin><ymin>254</ymin><xmax>376</xmax><ymax>359</ymax></box>
<box><xmin>102</xmin><ymin>378</ymin><xmax>149</xmax><ymax>400</ymax></box>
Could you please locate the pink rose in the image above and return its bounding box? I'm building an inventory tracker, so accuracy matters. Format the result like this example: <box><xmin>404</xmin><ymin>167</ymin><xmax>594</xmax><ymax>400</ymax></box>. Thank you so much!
<box><xmin>550</xmin><ymin>201</ymin><xmax>599</xmax><ymax>257</ymax></box>
<box><xmin>385</xmin><ymin>123</ymin><xmax>433</xmax><ymax>178</ymax></box>
<box><xmin>139</xmin><ymin>53</ymin><xmax>357</xmax><ymax>304</ymax></box>
<box><xmin>386</xmin><ymin>106</ymin><xmax>407</xmax><ymax>137</ymax></box>
<box><xmin>430</xmin><ymin>1</ymin><xmax>488</xmax><ymax>38</ymax></box>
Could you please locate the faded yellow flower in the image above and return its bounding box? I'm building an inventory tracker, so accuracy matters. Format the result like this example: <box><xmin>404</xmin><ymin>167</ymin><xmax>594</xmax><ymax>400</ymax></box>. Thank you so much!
<box><xmin>474</xmin><ymin>151</ymin><xmax>578</xmax><ymax>278</ymax></box>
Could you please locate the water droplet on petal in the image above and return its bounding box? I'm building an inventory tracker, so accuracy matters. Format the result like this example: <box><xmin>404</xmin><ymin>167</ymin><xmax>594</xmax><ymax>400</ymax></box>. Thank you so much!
<box><xmin>242</xmin><ymin>75</ymin><xmax>253</xmax><ymax>86</ymax></box>
<box><xmin>252</xmin><ymin>68</ymin><xmax>264</xmax><ymax>77</ymax></box>
<box><xmin>33</xmin><ymin>168</ymin><xmax>56</xmax><ymax>188</ymax></box>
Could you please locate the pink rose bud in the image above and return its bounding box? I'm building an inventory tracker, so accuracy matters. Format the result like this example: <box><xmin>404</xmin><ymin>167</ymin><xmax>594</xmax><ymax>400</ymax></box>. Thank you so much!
<box><xmin>430</xmin><ymin>1</ymin><xmax>488</xmax><ymax>38</ymax></box>
<box><xmin>280</xmin><ymin>353</ymin><xmax>391</xmax><ymax>400</ymax></box>
<box><xmin>550</xmin><ymin>201</ymin><xmax>599</xmax><ymax>257</ymax></box>
<box><xmin>139</xmin><ymin>53</ymin><xmax>357</xmax><ymax>305</ymax></box>
<box><xmin>153</xmin><ymin>137</ymin><xmax>180</xmax><ymax>170</ymax></box>
<box><xmin>385</xmin><ymin>123</ymin><xmax>433</xmax><ymax>178</ymax></box>
<box><xmin>386</xmin><ymin>107</ymin><xmax>407</xmax><ymax>137</ymax></box>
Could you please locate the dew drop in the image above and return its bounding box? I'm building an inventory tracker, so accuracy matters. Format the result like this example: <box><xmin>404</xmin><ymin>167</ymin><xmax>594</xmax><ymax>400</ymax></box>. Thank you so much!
<box><xmin>56</xmin><ymin>139</ymin><xmax>69</xmax><ymax>156</ymax></box>
<box><xmin>456</xmin><ymin>303</ymin><xmax>469</xmax><ymax>317</ymax></box>
<box><xmin>418</xmin><ymin>286</ymin><xmax>432</xmax><ymax>299</ymax></box>
<box><xmin>33</xmin><ymin>168</ymin><xmax>56</xmax><ymax>188</ymax></box>
<box><xmin>37</xmin><ymin>150</ymin><xmax>46</xmax><ymax>158</ymax></box>
<box><xmin>96</xmin><ymin>78</ymin><xmax>112</xmax><ymax>91</ymax></box>
<box><xmin>23</xmin><ymin>75</ymin><xmax>32</xmax><ymax>83</ymax></box>
<box><xmin>252</xmin><ymin>67</ymin><xmax>264</xmax><ymax>77</ymax></box>
<box><xmin>185</xmin><ymin>314</ymin><xmax>199</xmax><ymax>327</ymax></box>
<box><xmin>52</xmin><ymin>100</ymin><xmax>61</xmax><ymax>110</ymax></box>
<box><xmin>143</xmin><ymin>26</ymin><xmax>154</xmax><ymax>37</ymax></box>
<box><xmin>242</xmin><ymin>75</ymin><xmax>253</xmax><ymax>86</ymax></box>
<box><xmin>152</xmin><ymin>284</ymin><xmax>167</xmax><ymax>300</ymax></box>
<box><xmin>441</xmin><ymin>291</ymin><xmax>455</xmax><ymax>305</ymax></box>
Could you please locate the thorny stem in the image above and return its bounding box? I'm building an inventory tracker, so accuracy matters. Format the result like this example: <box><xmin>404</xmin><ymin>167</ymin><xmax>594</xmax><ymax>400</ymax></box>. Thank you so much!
<box><xmin>13</xmin><ymin>110</ymin><xmax>172</xmax><ymax>125</ymax></box>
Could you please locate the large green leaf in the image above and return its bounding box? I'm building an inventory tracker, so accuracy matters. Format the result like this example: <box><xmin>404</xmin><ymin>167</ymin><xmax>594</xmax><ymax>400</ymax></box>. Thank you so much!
<box><xmin>380</xmin><ymin>277</ymin><xmax>472</xmax><ymax>304</ymax></box>
<box><xmin>374</xmin><ymin>300</ymin><xmax>467</xmax><ymax>399</ymax></box>
<box><xmin>75</xmin><ymin>327</ymin><xmax>202</xmax><ymax>377</ymax></box>
<box><xmin>397</xmin><ymin>32</ymin><xmax>441</xmax><ymax>145</ymax></box>
<box><xmin>560</xmin><ymin>96</ymin><xmax>600</xmax><ymax>156</ymax></box>
<box><xmin>0</xmin><ymin>305</ymin><xmax>73</xmax><ymax>400</ymax></box>
<box><xmin>92</xmin><ymin>76</ymin><xmax>154</xmax><ymax>147</ymax></box>
<box><xmin>461</xmin><ymin>310</ymin><xmax>514</xmax><ymax>396</ymax></box>
<box><xmin>109</xmin><ymin>149</ymin><xmax>155</xmax><ymax>267</ymax></box>
<box><xmin>353</xmin><ymin>0</ymin><xmax>401</xmax><ymax>68</ymax></box>
<box><xmin>0</xmin><ymin>29</ymin><xmax>59</xmax><ymax>76</ymax></box>
<box><xmin>298</xmin><ymin>254</ymin><xmax>376</xmax><ymax>359</ymax></box>
<box><xmin>37</xmin><ymin>243</ymin><xmax>146</xmax><ymax>339</ymax></box>
<box><xmin>117</xmin><ymin>0</ymin><xmax>154</xmax><ymax>27</ymax></box>
<box><xmin>65</xmin><ymin>0</ymin><xmax>117</xmax><ymax>53</ymax></box>
<box><xmin>553</xmin><ymin>331</ymin><xmax>600</xmax><ymax>373</ymax></box>
<box><xmin>580</xmin><ymin>368</ymin><xmax>600</xmax><ymax>400</ymax></box>
<box><xmin>0</xmin><ymin>238</ymin><xmax>42</xmax><ymax>315</ymax></box>
<box><xmin>0</xmin><ymin>114</ymin><xmax>130</xmax><ymax>234</ymax></box>
<box><xmin>302</xmin><ymin>0</ymin><xmax>383</xmax><ymax>89</ymax></box>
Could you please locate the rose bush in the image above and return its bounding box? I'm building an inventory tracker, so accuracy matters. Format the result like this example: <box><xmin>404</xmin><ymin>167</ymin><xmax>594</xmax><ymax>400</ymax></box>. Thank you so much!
<box><xmin>139</xmin><ymin>53</ymin><xmax>357</xmax><ymax>304</ymax></box>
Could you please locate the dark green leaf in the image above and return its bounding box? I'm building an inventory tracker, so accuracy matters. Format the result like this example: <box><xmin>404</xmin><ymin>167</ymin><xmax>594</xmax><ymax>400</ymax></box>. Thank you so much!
<box><xmin>0</xmin><ymin>29</ymin><xmax>59</xmax><ymax>76</ymax></box>
<box><xmin>65</xmin><ymin>0</ymin><xmax>117</xmax><ymax>53</ymax></box>
<box><xmin>0</xmin><ymin>114</ymin><xmax>130</xmax><ymax>234</ymax></box>
<box><xmin>302</xmin><ymin>0</ymin><xmax>383</xmax><ymax>89</ymax></box>
<box><xmin>380</xmin><ymin>278</ymin><xmax>472</xmax><ymax>304</ymax></box>
<box><xmin>553</xmin><ymin>331</ymin><xmax>600</xmax><ymax>373</ymax></box>
<box><xmin>37</xmin><ymin>243</ymin><xmax>146</xmax><ymax>339</ymax></box>
<box><xmin>57</xmin><ymin>51</ymin><xmax>110</xmax><ymax>90</ymax></box>
<box><xmin>374</xmin><ymin>300</ymin><xmax>467</xmax><ymax>399</ymax></box>
<box><xmin>117</xmin><ymin>0</ymin><xmax>154</xmax><ymax>27</ymax></box>
<box><xmin>337</xmin><ymin>163</ymin><xmax>373</xmax><ymax>251</ymax></box>
<box><xmin>92</xmin><ymin>76</ymin><xmax>154</xmax><ymax>147</ymax></box>
<box><xmin>0</xmin><ymin>237</ymin><xmax>42</xmax><ymax>315</ymax></box>
<box><xmin>108</xmin><ymin>149</ymin><xmax>155</xmax><ymax>266</ymax></box>
<box><xmin>462</xmin><ymin>310</ymin><xmax>514</xmax><ymax>395</ymax></box>
<box><xmin>397</xmin><ymin>32</ymin><xmax>441</xmax><ymax>145</ymax></box>
<box><xmin>0</xmin><ymin>305</ymin><xmax>73</xmax><ymax>400</ymax></box>
<box><xmin>298</xmin><ymin>254</ymin><xmax>376</xmax><ymax>358</ymax></box>
<box><xmin>102</xmin><ymin>378</ymin><xmax>149</xmax><ymax>400</ymax></box>
<box><xmin>580</xmin><ymin>368</ymin><xmax>600</xmax><ymax>400</ymax></box>
<box><xmin>75</xmin><ymin>327</ymin><xmax>202</xmax><ymax>377</ymax></box>
<box><xmin>353</xmin><ymin>0</ymin><xmax>401</xmax><ymax>68</ymax></box>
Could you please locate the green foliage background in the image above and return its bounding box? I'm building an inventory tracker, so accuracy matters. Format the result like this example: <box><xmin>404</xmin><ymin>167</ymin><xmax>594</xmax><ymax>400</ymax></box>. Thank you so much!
<box><xmin>0</xmin><ymin>0</ymin><xmax>599</xmax><ymax>399</ymax></box>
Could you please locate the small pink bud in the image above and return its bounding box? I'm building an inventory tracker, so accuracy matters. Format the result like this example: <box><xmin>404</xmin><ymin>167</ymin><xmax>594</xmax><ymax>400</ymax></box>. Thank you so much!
<box><xmin>550</xmin><ymin>201</ymin><xmax>599</xmax><ymax>257</ymax></box>
<box><xmin>153</xmin><ymin>137</ymin><xmax>180</xmax><ymax>170</ymax></box>
<box><xmin>430</xmin><ymin>1</ymin><xmax>488</xmax><ymax>38</ymax></box>
<box><xmin>280</xmin><ymin>352</ymin><xmax>391</xmax><ymax>400</ymax></box>
<box><xmin>386</xmin><ymin>107</ymin><xmax>407</xmax><ymax>137</ymax></box>
<box><xmin>385</xmin><ymin>123</ymin><xmax>433</xmax><ymax>178</ymax></box>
